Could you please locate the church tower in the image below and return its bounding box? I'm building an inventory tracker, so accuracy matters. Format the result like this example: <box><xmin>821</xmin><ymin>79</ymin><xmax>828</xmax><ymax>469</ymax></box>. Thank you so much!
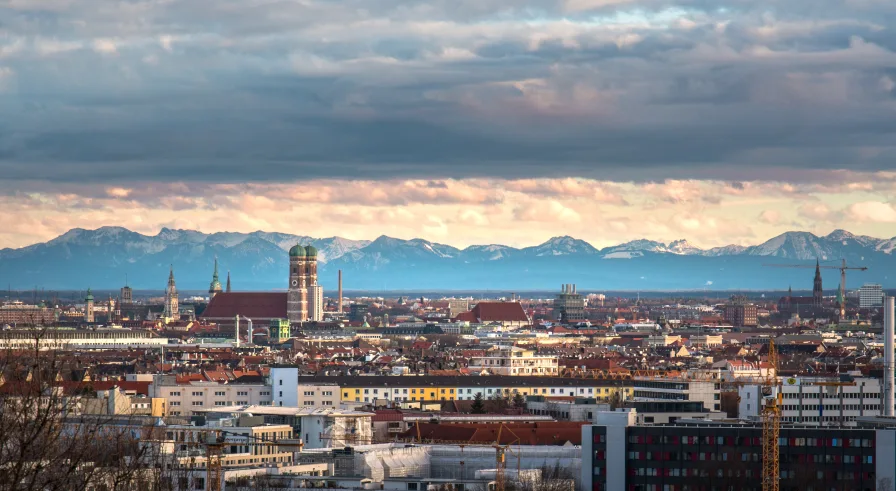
<box><xmin>165</xmin><ymin>265</ymin><xmax>179</xmax><ymax>319</ymax></box>
<box><xmin>286</xmin><ymin>244</ymin><xmax>320</xmax><ymax>322</ymax></box>
<box><xmin>209</xmin><ymin>257</ymin><xmax>223</xmax><ymax>300</ymax></box>
<box><xmin>226</xmin><ymin>271</ymin><xmax>231</xmax><ymax>293</ymax></box>
<box><xmin>85</xmin><ymin>288</ymin><xmax>94</xmax><ymax>323</ymax></box>
<box><xmin>813</xmin><ymin>259</ymin><xmax>823</xmax><ymax>307</ymax></box>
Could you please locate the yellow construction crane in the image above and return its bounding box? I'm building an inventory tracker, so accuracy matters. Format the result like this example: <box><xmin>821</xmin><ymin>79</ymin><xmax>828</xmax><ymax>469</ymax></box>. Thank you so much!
<box><xmin>764</xmin><ymin>259</ymin><xmax>868</xmax><ymax>316</ymax></box>
<box><xmin>761</xmin><ymin>340</ymin><xmax>781</xmax><ymax>491</ymax></box>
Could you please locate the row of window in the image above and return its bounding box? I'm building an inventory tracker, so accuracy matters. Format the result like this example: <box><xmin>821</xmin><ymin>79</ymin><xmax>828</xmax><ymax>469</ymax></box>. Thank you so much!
<box><xmin>167</xmin><ymin>390</ymin><xmax>262</xmax><ymax>398</ymax></box>
<box><xmin>782</xmin><ymin>392</ymin><xmax>879</xmax><ymax>399</ymax></box>
<box><xmin>780</xmin><ymin>404</ymin><xmax>878</xmax><ymax>411</ymax></box>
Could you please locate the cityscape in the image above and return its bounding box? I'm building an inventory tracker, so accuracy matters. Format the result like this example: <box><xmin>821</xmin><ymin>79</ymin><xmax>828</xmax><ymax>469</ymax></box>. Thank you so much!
<box><xmin>4</xmin><ymin>0</ymin><xmax>896</xmax><ymax>490</ymax></box>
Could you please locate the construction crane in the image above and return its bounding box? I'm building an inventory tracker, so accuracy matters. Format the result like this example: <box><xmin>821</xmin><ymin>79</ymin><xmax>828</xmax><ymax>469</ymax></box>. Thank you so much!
<box><xmin>761</xmin><ymin>340</ymin><xmax>781</xmax><ymax>491</ymax></box>
<box><xmin>148</xmin><ymin>430</ymin><xmax>306</xmax><ymax>491</ymax></box>
<box><xmin>764</xmin><ymin>259</ymin><xmax>868</xmax><ymax>316</ymax></box>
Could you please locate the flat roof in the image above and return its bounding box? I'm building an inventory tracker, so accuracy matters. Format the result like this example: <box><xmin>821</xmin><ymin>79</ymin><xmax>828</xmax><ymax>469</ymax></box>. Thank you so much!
<box><xmin>194</xmin><ymin>405</ymin><xmax>374</xmax><ymax>418</ymax></box>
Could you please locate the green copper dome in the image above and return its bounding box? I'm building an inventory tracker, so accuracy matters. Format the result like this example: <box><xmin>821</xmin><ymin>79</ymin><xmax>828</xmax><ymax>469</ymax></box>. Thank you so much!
<box><xmin>305</xmin><ymin>245</ymin><xmax>318</xmax><ymax>257</ymax></box>
<box><xmin>288</xmin><ymin>244</ymin><xmax>307</xmax><ymax>257</ymax></box>
<box><xmin>85</xmin><ymin>288</ymin><xmax>94</xmax><ymax>301</ymax></box>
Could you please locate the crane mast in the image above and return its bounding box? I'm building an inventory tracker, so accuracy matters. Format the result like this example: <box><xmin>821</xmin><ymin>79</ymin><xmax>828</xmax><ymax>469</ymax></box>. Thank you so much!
<box><xmin>761</xmin><ymin>340</ymin><xmax>781</xmax><ymax>491</ymax></box>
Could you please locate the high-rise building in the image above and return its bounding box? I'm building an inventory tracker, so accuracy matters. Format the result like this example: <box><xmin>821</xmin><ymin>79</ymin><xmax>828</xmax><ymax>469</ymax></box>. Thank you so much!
<box><xmin>120</xmin><ymin>284</ymin><xmax>132</xmax><ymax>304</ymax></box>
<box><xmin>309</xmin><ymin>285</ymin><xmax>323</xmax><ymax>322</ymax></box>
<box><xmin>208</xmin><ymin>258</ymin><xmax>223</xmax><ymax>300</ymax></box>
<box><xmin>859</xmin><ymin>283</ymin><xmax>883</xmax><ymax>308</ymax></box>
<box><xmin>722</xmin><ymin>302</ymin><xmax>757</xmax><ymax>327</ymax></box>
<box><xmin>85</xmin><ymin>288</ymin><xmax>94</xmax><ymax>323</ymax></box>
<box><xmin>350</xmin><ymin>303</ymin><xmax>369</xmax><ymax>323</ymax></box>
<box><xmin>287</xmin><ymin>245</ymin><xmax>320</xmax><ymax>322</ymax></box>
<box><xmin>164</xmin><ymin>265</ymin><xmax>179</xmax><ymax>319</ymax></box>
<box><xmin>553</xmin><ymin>283</ymin><xmax>586</xmax><ymax>323</ymax></box>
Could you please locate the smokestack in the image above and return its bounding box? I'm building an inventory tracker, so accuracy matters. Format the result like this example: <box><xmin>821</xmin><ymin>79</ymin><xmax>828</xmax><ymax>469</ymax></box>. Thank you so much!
<box><xmin>885</xmin><ymin>296</ymin><xmax>895</xmax><ymax>416</ymax></box>
<box><xmin>234</xmin><ymin>315</ymin><xmax>240</xmax><ymax>348</ymax></box>
<box><xmin>338</xmin><ymin>270</ymin><xmax>343</xmax><ymax>313</ymax></box>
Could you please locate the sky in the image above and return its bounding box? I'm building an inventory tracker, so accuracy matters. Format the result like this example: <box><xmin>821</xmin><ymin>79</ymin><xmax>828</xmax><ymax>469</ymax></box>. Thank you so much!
<box><xmin>1</xmin><ymin>0</ymin><xmax>896</xmax><ymax>250</ymax></box>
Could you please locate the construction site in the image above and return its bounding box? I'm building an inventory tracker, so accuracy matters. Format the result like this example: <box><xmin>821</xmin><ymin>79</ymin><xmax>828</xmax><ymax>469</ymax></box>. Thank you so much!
<box><xmin>298</xmin><ymin>443</ymin><xmax>581</xmax><ymax>487</ymax></box>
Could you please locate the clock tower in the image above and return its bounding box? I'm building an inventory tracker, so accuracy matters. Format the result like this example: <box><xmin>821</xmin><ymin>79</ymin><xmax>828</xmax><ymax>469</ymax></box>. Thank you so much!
<box><xmin>287</xmin><ymin>244</ymin><xmax>319</xmax><ymax>322</ymax></box>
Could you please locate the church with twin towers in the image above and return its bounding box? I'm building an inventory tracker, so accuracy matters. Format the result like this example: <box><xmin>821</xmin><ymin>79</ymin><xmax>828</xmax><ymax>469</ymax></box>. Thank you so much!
<box><xmin>200</xmin><ymin>244</ymin><xmax>323</xmax><ymax>334</ymax></box>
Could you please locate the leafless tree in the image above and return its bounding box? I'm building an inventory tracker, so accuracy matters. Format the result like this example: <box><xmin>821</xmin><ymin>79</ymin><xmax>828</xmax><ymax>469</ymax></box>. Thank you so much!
<box><xmin>0</xmin><ymin>327</ymin><xmax>179</xmax><ymax>491</ymax></box>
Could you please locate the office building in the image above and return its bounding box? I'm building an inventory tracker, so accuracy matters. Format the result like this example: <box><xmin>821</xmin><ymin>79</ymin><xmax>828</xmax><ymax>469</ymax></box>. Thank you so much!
<box><xmin>554</xmin><ymin>284</ymin><xmax>586</xmax><ymax>323</ymax></box>
<box><xmin>860</xmin><ymin>284</ymin><xmax>884</xmax><ymax>308</ymax></box>
<box><xmin>582</xmin><ymin>413</ymin><xmax>883</xmax><ymax>491</ymax></box>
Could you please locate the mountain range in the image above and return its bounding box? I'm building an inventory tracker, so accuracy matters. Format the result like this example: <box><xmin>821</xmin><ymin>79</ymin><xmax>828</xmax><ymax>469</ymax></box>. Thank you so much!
<box><xmin>1</xmin><ymin>227</ymin><xmax>894</xmax><ymax>291</ymax></box>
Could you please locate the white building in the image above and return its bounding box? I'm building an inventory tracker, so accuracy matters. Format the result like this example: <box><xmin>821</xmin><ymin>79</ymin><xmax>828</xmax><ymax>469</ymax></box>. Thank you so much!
<box><xmin>631</xmin><ymin>379</ymin><xmax>721</xmax><ymax>412</ymax></box>
<box><xmin>859</xmin><ymin>284</ymin><xmax>884</xmax><ymax>308</ymax></box>
<box><xmin>687</xmin><ymin>334</ymin><xmax>723</xmax><ymax>347</ymax></box>
<box><xmin>467</xmin><ymin>346</ymin><xmax>559</xmax><ymax>376</ymax></box>
<box><xmin>738</xmin><ymin>377</ymin><xmax>882</xmax><ymax>425</ymax></box>
<box><xmin>198</xmin><ymin>405</ymin><xmax>374</xmax><ymax>449</ymax></box>
<box><xmin>270</xmin><ymin>367</ymin><xmax>340</xmax><ymax>408</ymax></box>
<box><xmin>645</xmin><ymin>335</ymin><xmax>681</xmax><ymax>347</ymax></box>
<box><xmin>309</xmin><ymin>285</ymin><xmax>324</xmax><ymax>322</ymax></box>
<box><xmin>0</xmin><ymin>328</ymin><xmax>171</xmax><ymax>350</ymax></box>
<box><xmin>149</xmin><ymin>375</ymin><xmax>273</xmax><ymax>416</ymax></box>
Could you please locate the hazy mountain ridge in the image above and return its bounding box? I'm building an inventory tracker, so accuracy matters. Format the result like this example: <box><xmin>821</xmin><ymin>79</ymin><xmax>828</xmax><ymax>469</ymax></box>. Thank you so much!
<box><xmin>1</xmin><ymin>228</ymin><xmax>894</xmax><ymax>290</ymax></box>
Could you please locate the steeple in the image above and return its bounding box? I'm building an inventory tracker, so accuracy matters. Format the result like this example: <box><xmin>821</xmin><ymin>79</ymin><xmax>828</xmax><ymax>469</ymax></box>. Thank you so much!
<box><xmin>226</xmin><ymin>271</ymin><xmax>231</xmax><ymax>292</ymax></box>
<box><xmin>813</xmin><ymin>258</ymin><xmax>823</xmax><ymax>307</ymax></box>
<box><xmin>209</xmin><ymin>257</ymin><xmax>223</xmax><ymax>299</ymax></box>
<box><xmin>165</xmin><ymin>265</ymin><xmax>179</xmax><ymax>319</ymax></box>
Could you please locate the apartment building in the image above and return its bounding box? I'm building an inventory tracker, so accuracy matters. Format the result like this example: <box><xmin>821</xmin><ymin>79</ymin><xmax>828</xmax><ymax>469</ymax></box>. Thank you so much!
<box><xmin>632</xmin><ymin>379</ymin><xmax>721</xmax><ymax>412</ymax></box>
<box><xmin>738</xmin><ymin>377</ymin><xmax>882</xmax><ymax>425</ymax></box>
<box><xmin>268</xmin><ymin>368</ymin><xmax>340</xmax><ymax>408</ymax></box>
<box><xmin>582</xmin><ymin>413</ymin><xmax>883</xmax><ymax>491</ymax></box>
<box><xmin>272</xmin><ymin>372</ymin><xmax>633</xmax><ymax>405</ymax></box>
<box><xmin>467</xmin><ymin>346</ymin><xmax>559</xmax><ymax>376</ymax></box>
<box><xmin>149</xmin><ymin>374</ymin><xmax>272</xmax><ymax>416</ymax></box>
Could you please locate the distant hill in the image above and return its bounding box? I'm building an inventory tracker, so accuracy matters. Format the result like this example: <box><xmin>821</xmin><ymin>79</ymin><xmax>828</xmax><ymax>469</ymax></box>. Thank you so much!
<box><xmin>1</xmin><ymin>227</ymin><xmax>893</xmax><ymax>291</ymax></box>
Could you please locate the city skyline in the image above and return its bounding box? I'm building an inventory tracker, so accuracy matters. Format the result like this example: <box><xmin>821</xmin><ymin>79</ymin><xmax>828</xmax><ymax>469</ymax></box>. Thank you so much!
<box><xmin>2</xmin><ymin>1</ymin><xmax>896</xmax><ymax>249</ymax></box>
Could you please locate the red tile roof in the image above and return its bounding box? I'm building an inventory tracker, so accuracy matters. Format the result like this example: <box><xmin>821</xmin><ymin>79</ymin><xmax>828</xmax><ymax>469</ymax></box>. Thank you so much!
<box><xmin>406</xmin><ymin>422</ymin><xmax>585</xmax><ymax>445</ymax></box>
<box><xmin>201</xmin><ymin>292</ymin><xmax>287</xmax><ymax>319</ymax></box>
<box><xmin>471</xmin><ymin>302</ymin><xmax>529</xmax><ymax>323</ymax></box>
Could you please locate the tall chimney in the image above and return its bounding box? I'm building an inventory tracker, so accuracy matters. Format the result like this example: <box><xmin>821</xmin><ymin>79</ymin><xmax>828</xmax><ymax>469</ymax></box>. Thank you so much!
<box><xmin>885</xmin><ymin>296</ymin><xmax>895</xmax><ymax>416</ymax></box>
<box><xmin>338</xmin><ymin>270</ymin><xmax>343</xmax><ymax>313</ymax></box>
<box><xmin>234</xmin><ymin>315</ymin><xmax>240</xmax><ymax>348</ymax></box>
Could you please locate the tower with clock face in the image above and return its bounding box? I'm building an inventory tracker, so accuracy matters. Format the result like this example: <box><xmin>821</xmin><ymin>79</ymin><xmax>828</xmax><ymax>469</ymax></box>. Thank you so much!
<box><xmin>286</xmin><ymin>244</ymin><xmax>319</xmax><ymax>323</ymax></box>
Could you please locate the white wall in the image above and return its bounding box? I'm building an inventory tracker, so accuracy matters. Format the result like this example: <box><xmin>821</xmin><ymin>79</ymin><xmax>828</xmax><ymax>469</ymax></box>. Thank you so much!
<box><xmin>271</xmin><ymin>367</ymin><xmax>299</xmax><ymax>407</ymax></box>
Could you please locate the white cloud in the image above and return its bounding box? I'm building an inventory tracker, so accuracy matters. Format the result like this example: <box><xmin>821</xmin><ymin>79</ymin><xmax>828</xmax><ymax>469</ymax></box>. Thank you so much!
<box><xmin>847</xmin><ymin>201</ymin><xmax>896</xmax><ymax>222</ymax></box>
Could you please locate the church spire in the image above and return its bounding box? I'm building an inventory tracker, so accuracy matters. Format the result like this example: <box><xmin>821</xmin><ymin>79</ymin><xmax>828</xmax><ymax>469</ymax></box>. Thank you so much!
<box><xmin>226</xmin><ymin>271</ymin><xmax>231</xmax><ymax>292</ymax></box>
<box><xmin>813</xmin><ymin>258</ymin><xmax>823</xmax><ymax>307</ymax></box>
<box><xmin>208</xmin><ymin>257</ymin><xmax>223</xmax><ymax>299</ymax></box>
<box><xmin>168</xmin><ymin>264</ymin><xmax>176</xmax><ymax>287</ymax></box>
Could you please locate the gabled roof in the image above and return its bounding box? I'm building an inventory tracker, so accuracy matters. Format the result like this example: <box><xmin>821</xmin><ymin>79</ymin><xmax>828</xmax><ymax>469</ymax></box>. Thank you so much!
<box><xmin>201</xmin><ymin>292</ymin><xmax>287</xmax><ymax>319</ymax></box>
<box><xmin>471</xmin><ymin>302</ymin><xmax>529</xmax><ymax>322</ymax></box>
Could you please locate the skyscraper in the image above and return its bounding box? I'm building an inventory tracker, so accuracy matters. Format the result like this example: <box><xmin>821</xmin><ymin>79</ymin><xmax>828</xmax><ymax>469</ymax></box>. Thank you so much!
<box><xmin>164</xmin><ymin>265</ymin><xmax>179</xmax><ymax>319</ymax></box>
